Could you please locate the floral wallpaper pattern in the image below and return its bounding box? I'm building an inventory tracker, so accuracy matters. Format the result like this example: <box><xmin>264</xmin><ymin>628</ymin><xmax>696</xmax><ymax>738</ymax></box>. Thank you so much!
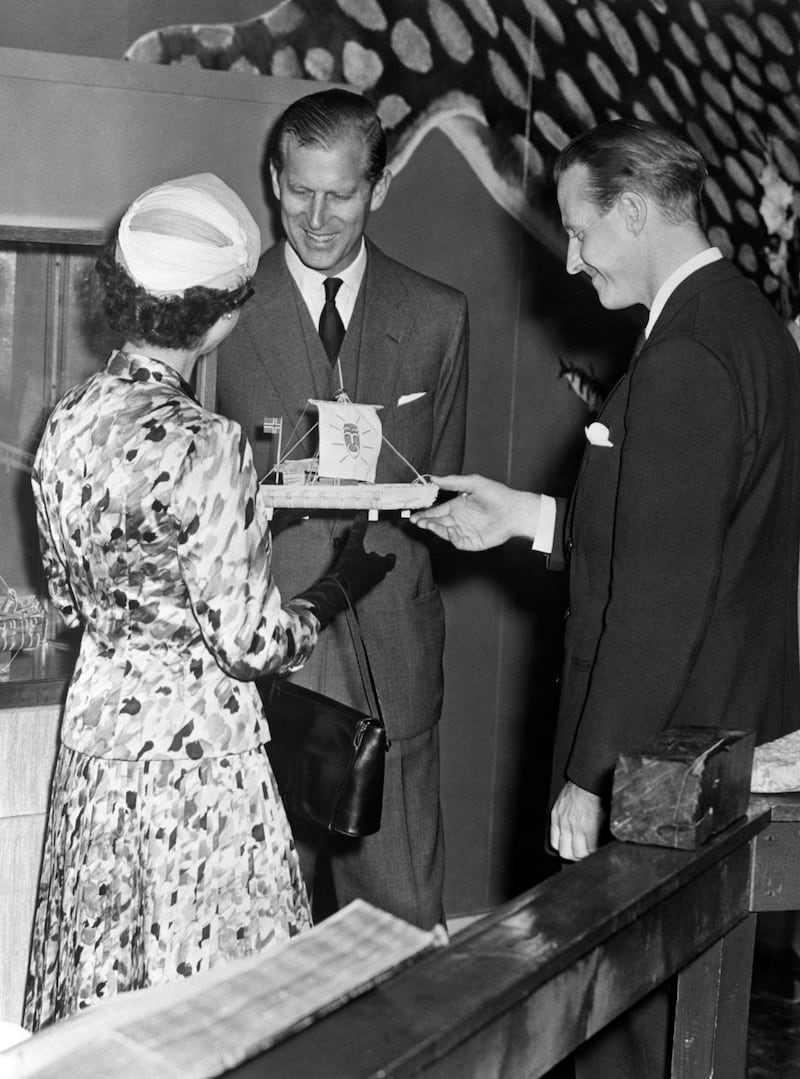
<box><xmin>126</xmin><ymin>0</ymin><xmax>800</xmax><ymax>314</ymax></box>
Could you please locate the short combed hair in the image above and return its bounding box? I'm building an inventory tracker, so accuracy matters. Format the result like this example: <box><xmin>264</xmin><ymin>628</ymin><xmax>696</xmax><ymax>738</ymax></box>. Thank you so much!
<box><xmin>269</xmin><ymin>89</ymin><xmax>387</xmax><ymax>185</ymax></box>
<box><xmin>554</xmin><ymin>119</ymin><xmax>708</xmax><ymax>225</ymax></box>
<box><xmin>95</xmin><ymin>243</ymin><xmax>253</xmax><ymax>351</ymax></box>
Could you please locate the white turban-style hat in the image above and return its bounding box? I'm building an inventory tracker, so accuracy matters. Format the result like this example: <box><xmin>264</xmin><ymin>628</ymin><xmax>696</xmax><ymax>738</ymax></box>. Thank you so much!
<box><xmin>115</xmin><ymin>173</ymin><xmax>261</xmax><ymax>296</ymax></box>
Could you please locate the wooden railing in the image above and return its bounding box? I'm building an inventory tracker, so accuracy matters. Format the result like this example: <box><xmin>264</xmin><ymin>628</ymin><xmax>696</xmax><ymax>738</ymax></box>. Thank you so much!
<box><xmin>223</xmin><ymin>798</ymin><xmax>795</xmax><ymax>1079</ymax></box>
<box><xmin>9</xmin><ymin>793</ymin><xmax>797</xmax><ymax>1077</ymax></box>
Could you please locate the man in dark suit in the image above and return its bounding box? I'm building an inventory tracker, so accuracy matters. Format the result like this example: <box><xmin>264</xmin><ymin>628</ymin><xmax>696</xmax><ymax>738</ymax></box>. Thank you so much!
<box><xmin>414</xmin><ymin>118</ymin><xmax>800</xmax><ymax>1075</ymax></box>
<box><xmin>217</xmin><ymin>89</ymin><xmax>468</xmax><ymax>931</ymax></box>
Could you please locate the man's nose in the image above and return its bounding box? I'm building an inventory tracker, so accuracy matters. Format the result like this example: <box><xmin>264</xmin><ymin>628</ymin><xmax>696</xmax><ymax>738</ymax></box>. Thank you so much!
<box><xmin>566</xmin><ymin>238</ymin><xmax>583</xmax><ymax>276</ymax></box>
<box><xmin>308</xmin><ymin>194</ymin><xmax>327</xmax><ymax>229</ymax></box>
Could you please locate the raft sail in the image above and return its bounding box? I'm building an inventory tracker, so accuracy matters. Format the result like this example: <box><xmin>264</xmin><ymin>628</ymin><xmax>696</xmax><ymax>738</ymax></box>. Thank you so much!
<box><xmin>314</xmin><ymin>399</ymin><xmax>382</xmax><ymax>484</ymax></box>
<box><xmin>259</xmin><ymin>394</ymin><xmax>438</xmax><ymax>517</ymax></box>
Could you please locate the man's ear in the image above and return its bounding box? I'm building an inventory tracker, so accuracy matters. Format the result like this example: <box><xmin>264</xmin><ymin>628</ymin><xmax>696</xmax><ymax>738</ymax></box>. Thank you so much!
<box><xmin>618</xmin><ymin>191</ymin><xmax>647</xmax><ymax>236</ymax></box>
<box><xmin>269</xmin><ymin>162</ymin><xmax>281</xmax><ymax>202</ymax></box>
<box><xmin>370</xmin><ymin>169</ymin><xmax>392</xmax><ymax>211</ymax></box>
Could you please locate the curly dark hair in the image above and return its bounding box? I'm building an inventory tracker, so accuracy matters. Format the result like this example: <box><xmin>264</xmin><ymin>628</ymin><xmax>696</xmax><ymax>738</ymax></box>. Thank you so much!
<box><xmin>95</xmin><ymin>243</ymin><xmax>254</xmax><ymax>350</ymax></box>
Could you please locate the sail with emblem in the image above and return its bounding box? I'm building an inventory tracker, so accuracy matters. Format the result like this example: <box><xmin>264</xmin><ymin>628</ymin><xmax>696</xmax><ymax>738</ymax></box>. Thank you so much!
<box><xmin>312</xmin><ymin>399</ymin><xmax>382</xmax><ymax>484</ymax></box>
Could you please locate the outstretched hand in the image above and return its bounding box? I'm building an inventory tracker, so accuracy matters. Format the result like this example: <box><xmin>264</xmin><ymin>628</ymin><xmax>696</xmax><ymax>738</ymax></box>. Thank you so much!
<box><xmin>411</xmin><ymin>475</ymin><xmax>540</xmax><ymax>552</ymax></box>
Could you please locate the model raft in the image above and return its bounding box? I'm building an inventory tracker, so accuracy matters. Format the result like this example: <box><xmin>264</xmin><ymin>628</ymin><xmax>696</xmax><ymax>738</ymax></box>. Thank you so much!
<box><xmin>258</xmin><ymin>394</ymin><xmax>439</xmax><ymax>519</ymax></box>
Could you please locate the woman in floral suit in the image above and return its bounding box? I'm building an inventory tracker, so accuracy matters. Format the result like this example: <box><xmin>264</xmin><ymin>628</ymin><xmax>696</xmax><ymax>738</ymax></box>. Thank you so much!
<box><xmin>24</xmin><ymin>174</ymin><xmax>392</xmax><ymax>1029</ymax></box>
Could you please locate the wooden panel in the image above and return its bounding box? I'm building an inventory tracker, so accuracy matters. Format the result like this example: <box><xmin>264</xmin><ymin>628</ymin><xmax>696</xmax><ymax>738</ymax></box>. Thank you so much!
<box><xmin>0</xmin><ymin>704</ymin><xmax>60</xmax><ymax>817</ymax></box>
<box><xmin>751</xmin><ymin>821</ymin><xmax>800</xmax><ymax>911</ymax></box>
<box><xmin>672</xmin><ymin>915</ymin><xmax>756</xmax><ymax>1079</ymax></box>
<box><xmin>224</xmin><ymin>812</ymin><xmax>767</xmax><ymax>1078</ymax></box>
<box><xmin>0</xmin><ymin>703</ymin><xmax>61</xmax><ymax>1022</ymax></box>
<box><xmin>0</xmin><ymin>812</ymin><xmax>47</xmax><ymax>1023</ymax></box>
<box><xmin>0</xmin><ymin>46</ymin><xmax>323</xmax><ymax>248</ymax></box>
<box><xmin>711</xmin><ymin>915</ymin><xmax>757</xmax><ymax>1078</ymax></box>
<box><xmin>750</xmin><ymin>792</ymin><xmax>800</xmax><ymax>822</ymax></box>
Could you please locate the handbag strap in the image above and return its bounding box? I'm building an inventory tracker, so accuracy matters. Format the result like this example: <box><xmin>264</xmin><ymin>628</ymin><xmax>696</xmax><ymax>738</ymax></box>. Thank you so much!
<box><xmin>330</xmin><ymin>579</ymin><xmax>387</xmax><ymax>738</ymax></box>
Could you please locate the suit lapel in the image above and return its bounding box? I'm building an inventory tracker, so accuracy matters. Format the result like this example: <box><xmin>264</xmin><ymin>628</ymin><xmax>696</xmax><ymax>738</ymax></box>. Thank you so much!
<box><xmin>353</xmin><ymin>241</ymin><xmax>410</xmax><ymax>420</ymax></box>
<box><xmin>564</xmin><ymin>333</ymin><xmax>636</xmax><ymax>547</ymax></box>
<box><xmin>249</xmin><ymin>246</ymin><xmax>329</xmax><ymax>427</ymax></box>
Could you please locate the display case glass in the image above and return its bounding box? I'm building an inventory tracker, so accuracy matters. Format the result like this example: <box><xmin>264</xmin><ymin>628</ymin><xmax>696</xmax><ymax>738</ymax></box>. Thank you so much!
<box><xmin>0</xmin><ymin>240</ymin><xmax>116</xmax><ymax>601</ymax></box>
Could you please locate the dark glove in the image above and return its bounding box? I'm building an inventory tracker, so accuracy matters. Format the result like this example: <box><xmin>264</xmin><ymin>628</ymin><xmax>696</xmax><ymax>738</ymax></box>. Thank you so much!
<box><xmin>294</xmin><ymin>513</ymin><xmax>396</xmax><ymax>629</ymax></box>
<box><xmin>268</xmin><ymin>508</ymin><xmax>306</xmax><ymax>538</ymax></box>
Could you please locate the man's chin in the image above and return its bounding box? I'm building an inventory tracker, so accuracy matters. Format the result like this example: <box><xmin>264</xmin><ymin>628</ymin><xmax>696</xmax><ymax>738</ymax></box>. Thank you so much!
<box><xmin>590</xmin><ymin>279</ymin><xmax>637</xmax><ymax>311</ymax></box>
<box><xmin>297</xmin><ymin>245</ymin><xmax>338</xmax><ymax>271</ymax></box>
<box><xmin>593</xmin><ymin>284</ymin><xmax>626</xmax><ymax>311</ymax></box>
<box><xmin>591</xmin><ymin>280</ymin><xmax>610</xmax><ymax>307</ymax></box>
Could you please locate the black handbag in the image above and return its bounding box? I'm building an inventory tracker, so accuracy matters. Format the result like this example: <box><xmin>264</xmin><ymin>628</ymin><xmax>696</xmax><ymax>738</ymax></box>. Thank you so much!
<box><xmin>257</xmin><ymin>599</ymin><xmax>388</xmax><ymax>838</ymax></box>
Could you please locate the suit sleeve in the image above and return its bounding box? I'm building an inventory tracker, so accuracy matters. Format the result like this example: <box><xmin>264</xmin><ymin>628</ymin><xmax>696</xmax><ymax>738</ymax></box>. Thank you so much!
<box><xmin>566</xmin><ymin>339</ymin><xmax>742</xmax><ymax>793</ymax></box>
<box><xmin>175</xmin><ymin>415</ymin><xmax>320</xmax><ymax>680</ymax></box>
<box><xmin>429</xmin><ymin>293</ymin><xmax>469</xmax><ymax>475</ymax></box>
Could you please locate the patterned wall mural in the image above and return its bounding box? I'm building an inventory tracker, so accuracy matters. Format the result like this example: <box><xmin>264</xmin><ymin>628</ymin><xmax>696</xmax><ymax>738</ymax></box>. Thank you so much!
<box><xmin>126</xmin><ymin>0</ymin><xmax>800</xmax><ymax>318</ymax></box>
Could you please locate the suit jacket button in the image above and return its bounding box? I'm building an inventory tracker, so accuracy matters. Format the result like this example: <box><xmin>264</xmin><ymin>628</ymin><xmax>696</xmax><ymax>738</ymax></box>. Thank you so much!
<box><xmin>565</xmin><ymin>537</ymin><xmax>573</xmax><ymax>553</ymax></box>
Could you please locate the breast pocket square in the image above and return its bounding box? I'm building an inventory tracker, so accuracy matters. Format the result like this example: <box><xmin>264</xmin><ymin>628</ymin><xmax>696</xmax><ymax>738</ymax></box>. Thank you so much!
<box><xmin>585</xmin><ymin>421</ymin><xmax>614</xmax><ymax>447</ymax></box>
<box><xmin>397</xmin><ymin>392</ymin><xmax>426</xmax><ymax>406</ymax></box>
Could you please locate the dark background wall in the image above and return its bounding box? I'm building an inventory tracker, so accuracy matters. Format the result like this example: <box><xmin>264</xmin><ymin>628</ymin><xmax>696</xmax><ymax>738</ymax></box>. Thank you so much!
<box><xmin>0</xmin><ymin>3</ymin><xmax>669</xmax><ymax>915</ymax></box>
<box><xmin>366</xmin><ymin>132</ymin><xmax>637</xmax><ymax>901</ymax></box>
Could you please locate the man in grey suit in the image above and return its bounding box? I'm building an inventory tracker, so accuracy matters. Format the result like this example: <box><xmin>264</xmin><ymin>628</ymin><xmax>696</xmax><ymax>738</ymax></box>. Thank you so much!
<box><xmin>217</xmin><ymin>89</ymin><xmax>469</xmax><ymax>930</ymax></box>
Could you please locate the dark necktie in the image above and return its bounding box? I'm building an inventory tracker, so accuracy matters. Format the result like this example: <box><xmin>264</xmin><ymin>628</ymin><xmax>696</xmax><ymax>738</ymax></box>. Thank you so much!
<box><xmin>319</xmin><ymin>277</ymin><xmax>345</xmax><ymax>364</ymax></box>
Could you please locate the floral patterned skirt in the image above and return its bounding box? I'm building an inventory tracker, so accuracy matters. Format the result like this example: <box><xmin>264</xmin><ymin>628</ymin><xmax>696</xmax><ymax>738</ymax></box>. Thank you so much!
<box><xmin>23</xmin><ymin>743</ymin><xmax>311</xmax><ymax>1031</ymax></box>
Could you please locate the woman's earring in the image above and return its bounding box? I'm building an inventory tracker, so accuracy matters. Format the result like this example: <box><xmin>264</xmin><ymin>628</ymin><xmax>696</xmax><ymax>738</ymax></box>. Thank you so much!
<box><xmin>223</xmin><ymin>312</ymin><xmax>234</xmax><ymax>320</ymax></box>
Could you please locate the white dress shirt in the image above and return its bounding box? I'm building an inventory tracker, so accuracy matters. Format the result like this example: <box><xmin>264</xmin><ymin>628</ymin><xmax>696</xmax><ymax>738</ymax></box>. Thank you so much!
<box><xmin>283</xmin><ymin>238</ymin><xmax>367</xmax><ymax>330</ymax></box>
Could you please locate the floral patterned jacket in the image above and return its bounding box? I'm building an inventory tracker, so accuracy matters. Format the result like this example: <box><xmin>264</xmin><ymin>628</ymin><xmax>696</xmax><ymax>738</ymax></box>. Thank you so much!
<box><xmin>33</xmin><ymin>350</ymin><xmax>320</xmax><ymax>761</ymax></box>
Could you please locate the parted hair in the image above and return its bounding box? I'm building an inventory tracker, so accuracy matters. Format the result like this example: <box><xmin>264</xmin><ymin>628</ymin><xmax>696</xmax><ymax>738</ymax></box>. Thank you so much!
<box><xmin>554</xmin><ymin>119</ymin><xmax>708</xmax><ymax>226</ymax></box>
<box><xmin>95</xmin><ymin>243</ymin><xmax>253</xmax><ymax>351</ymax></box>
<box><xmin>268</xmin><ymin>88</ymin><xmax>387</xmax><ymax>185</ymax></box>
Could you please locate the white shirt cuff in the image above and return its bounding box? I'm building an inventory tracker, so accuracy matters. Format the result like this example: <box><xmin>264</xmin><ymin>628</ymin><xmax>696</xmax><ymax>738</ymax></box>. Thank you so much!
<box><xmin>532</xmin><ymin>494</ymin><xmax>556</xmax><ymax>554</ymax></box>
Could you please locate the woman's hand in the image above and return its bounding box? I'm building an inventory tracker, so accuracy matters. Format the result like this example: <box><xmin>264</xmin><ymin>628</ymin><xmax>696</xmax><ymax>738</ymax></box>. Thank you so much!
<box><xmin>293</xmin><ymin>514</ymin><xmax>395</xmax><ymax>628</ymax></box>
